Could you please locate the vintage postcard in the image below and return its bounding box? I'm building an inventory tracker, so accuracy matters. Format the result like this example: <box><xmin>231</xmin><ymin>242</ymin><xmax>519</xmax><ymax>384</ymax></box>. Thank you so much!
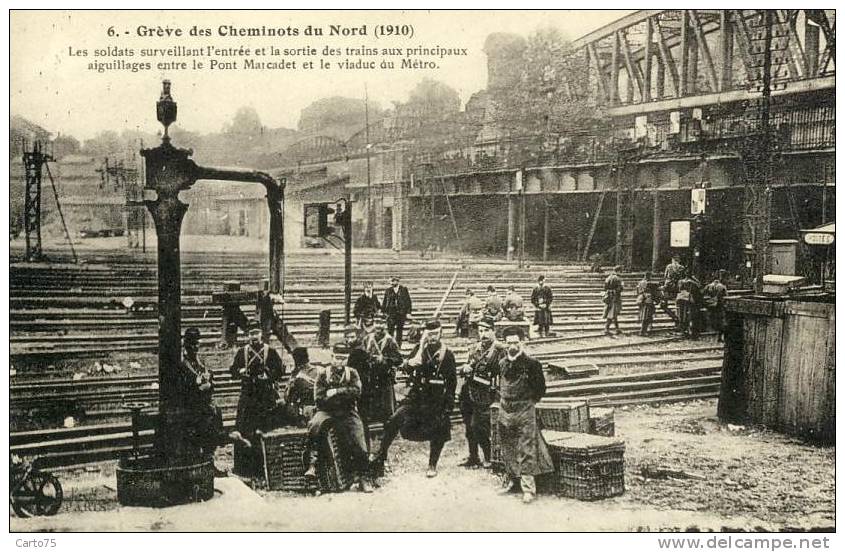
<box><xmin>7</xmin><ymin>8</ymin><xmax>836</xmax><ymax>540</ymax></box>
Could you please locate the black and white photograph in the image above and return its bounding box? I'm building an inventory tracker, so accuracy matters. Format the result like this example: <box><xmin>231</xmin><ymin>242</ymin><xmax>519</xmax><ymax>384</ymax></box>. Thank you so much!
<box><xmin>6</xmin><ymin>7</ymin><xmax>837</xmax><ymax>539</ymax></box>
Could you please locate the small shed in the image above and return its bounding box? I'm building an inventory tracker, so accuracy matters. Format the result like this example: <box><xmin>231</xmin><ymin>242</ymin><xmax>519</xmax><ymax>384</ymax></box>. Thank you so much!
<box><xmin>718</xmin><ymin>292</ymin><xmax>835</xmax><ymax>443</ymax></box>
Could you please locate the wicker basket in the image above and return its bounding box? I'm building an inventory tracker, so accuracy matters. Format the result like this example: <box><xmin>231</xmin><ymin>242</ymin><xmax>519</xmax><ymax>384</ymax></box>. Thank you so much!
<box><xmin>588</xmin><ymin>408</ymin><xmax>616</xmax><ymax>437</ymax></box>
<box><xmin>116</xmin><ymin>454</ymin><xmax>214</xmax><ymax>506</ymax></box>
<box><xmin>259</xmin><ymin>426</ymin><xmax>351</xmax><ymax>493</ymax></box>
<box><xmin>545</xmin><ymin>432</ymin><xmax>625</xmax><ymax>501</ymax></box>
<box><xmin>536</xmin><ymin>402</ymin><xmax>590</xmax><ymax>433</ymax></box>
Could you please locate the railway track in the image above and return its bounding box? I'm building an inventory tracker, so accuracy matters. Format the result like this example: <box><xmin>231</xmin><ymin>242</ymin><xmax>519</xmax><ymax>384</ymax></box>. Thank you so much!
<box><xmin>11</xmin><ymin>334</ymin><xmax>724</xmax><ymax>468</ymax></box>
<box><xmin>11</xmin><ymin>264</ymin><xmax>669</xmax><ymax>358</ymax></box>
<box><xmin>10</xmin><ymin>248</ymin><xmax>726</xmax><ymax>469</ymax></box>
<box><xmin>11</xmin><ymin>361</ymin><xmax>721</xmax><ymax>469</ymax></box>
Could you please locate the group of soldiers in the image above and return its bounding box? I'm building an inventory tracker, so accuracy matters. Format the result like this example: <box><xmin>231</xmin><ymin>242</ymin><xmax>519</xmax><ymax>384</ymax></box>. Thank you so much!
<box><xmin>602</xmin><ymin>256</ymin><xmax>728</xmax><ymax>340</ymax></box>
<box><xmin>456</xmin><ymin>276</ymin><xmax>554</xmax><ymax>339</ymax></box>
<box><xmin>178</xmin><ymin>280</ymin><xmax>551</xmax><ymax>504</ymax></box>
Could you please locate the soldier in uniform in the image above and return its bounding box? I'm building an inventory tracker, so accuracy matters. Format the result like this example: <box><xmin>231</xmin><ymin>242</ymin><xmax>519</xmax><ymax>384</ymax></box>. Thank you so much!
<box><xmin>353</xmin><ymin>281</ymin><xmax>381</xmax><ymax>329</ymax></box>
<box><xmin>483</xmin><ymin>285</ymin><xmax>504</xmax><ymax>322</ymax></box>
<box><xmin>703</xmin><ymin>270</ymin><xmax>728</xmax><ymax>342</ymax></box>
<box><xmin>370</xmin><ymin>319</ymin><xmax>457</xmax><ymax>478</ymax></box>
<box><xmin>530</xmin><ymin>275</ymin><xmax>554</xmax><ymax>337</ymax></box>
<box><xmin>342</xmin><ymin>323</ymin><xmax>373</xmax><ymax>442</ymax></box>
<box><xmin>283</xmin><ymin>347</ymin><xmax>321</xmax><ymax>427</ymax></box>
<box><xmin>363</xmin><ymin>315</ymin><xmax>402</xmax><ymax>422</ymax></box>
<box><xmin>382</xmin><ymin>276</ymin><xmax>413</xmax><ymax>348</ymax></box>
<box><xmin>636</xmin><ymin>272</ymin><xmax>661</xmax><ymax>336</ymax></box>
<box><xmin>179</xmin><ymin>327</ymin><xmax>227</xmax><ymax>477</ymax></box>
<box><xmin>456</xmin><ymin>288</ymin><xmax>484</xmax><ymax>338</ymax></box>
<box><xmin>603</xmin><ymin>266</ymin><xmax>624</xmax><ymax>335</ymax></box>
<box><xmin>663</xmin><ymin>256</ymin><xmax>685</xmax><ymax>299</ymax></box>
<box><xmin>496</xmin><ymin>326</ymin><xmax>553</xmax><ymax>504</ymax></box>
<box><xmin>676</xmin><ymin>270</ymin><xmax>702</xmax><ymax>338</ymax></box>
<box><xmin>503</xmin><ymin>285</ymin><xmax>525</xmax><ymax>321</ymax></box>
<box><xmin>229</xmin><ymin>319</ymin><xmax>286</xmax><ymax>476</ymax></box>
<box><xmin>458</xmin><ymin>318</ymin><xmax>503</xmax><ymax>468</ymax></box>
<box><xmin>304</xmin><ymin>343</ymin><xmax>373</xmax><ymax>493</ymax></box>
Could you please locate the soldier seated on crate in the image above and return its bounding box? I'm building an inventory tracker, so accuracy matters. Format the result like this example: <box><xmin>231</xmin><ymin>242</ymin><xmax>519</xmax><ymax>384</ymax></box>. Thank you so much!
<box><xmin>496</xmin><ymin>325</ymin><xmax>554</xmax><ymax>504</ymax></box>
<box><xmin>229</xmin><ymin>319</ymin><xmax>287</xmax><ymax>477</ymax></box>
<box><xmin>179</xmin><ymin>326</ymin><xmax>228</xmax><ymax>477</ymax></box>
<box><xmin>458</xmin><ymin>318</ymin><xmax>503</xmax><ymax>469</ymax></box>
<box><xmin>370</xmin><ymin>319</ymin><xmax>457</xmax><ymax>479</ymax></box>
<box><xmin>304</xmin><ymin>343</ymin><xmax>373</xmax><ymax>493</ymax></box>
<box><xmin>283</xmin><ymin>347</ymin><xmax>321</xmax><ymax>427</ymax></box>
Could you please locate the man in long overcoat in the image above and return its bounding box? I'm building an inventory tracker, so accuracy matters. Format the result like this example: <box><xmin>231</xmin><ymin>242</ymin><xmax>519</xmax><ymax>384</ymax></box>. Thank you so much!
<box><xmin>496</xmin><ymin>326</ymin><xmax>553</xmax><ymax>504</ymax></box>
<box><xmin>530</xmin><ymin>275</ymin><xmax>554</xmax><ymax>337</ymax></box>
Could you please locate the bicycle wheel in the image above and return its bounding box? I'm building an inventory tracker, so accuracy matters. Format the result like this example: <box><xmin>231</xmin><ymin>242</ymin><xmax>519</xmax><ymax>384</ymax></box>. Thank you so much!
<box><xmin>10</xmin><ymin>475</ymin><xmax>40</xmax><ymax>518</ymax></box>
<box><xmin>34</xmin><ymin>474</ymin><xmax>63</xmax><ymax>516</ymax></box>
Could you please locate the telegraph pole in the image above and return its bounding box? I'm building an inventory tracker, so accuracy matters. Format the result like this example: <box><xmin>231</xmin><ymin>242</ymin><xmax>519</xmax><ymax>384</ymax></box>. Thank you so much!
<box><xmin>364</xmin><ymin>83</ymin><xmax>373</xmax><ymax>247</ymax></box>
<box><xmin>745</xmin><ymin>10</ymin><xmax>777</xmax><ymax>293</ymax></box>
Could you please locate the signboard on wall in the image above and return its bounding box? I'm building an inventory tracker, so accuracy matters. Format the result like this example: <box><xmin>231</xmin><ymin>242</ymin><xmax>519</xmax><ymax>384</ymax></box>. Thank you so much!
<box><xmin>303</xmin><ymin>203</ymin><xmax>331</xmax><ymax>238</ymax></box>
<box><xmin>691</xmin><ymin>188</ymin><xmax>706</xmax><ymax>214</ymax></box>
<box><xmin>670</xmin><ymin>220</ymin><xmax>691</xmax><ymax>248</ymax></box>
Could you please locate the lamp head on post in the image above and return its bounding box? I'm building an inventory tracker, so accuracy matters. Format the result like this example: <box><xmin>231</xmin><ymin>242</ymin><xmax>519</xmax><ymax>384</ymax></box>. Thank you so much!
<box><xmin>156</xmin><ymin>79</ymin><xmax>177</xmax><ymax>142</ymax></box>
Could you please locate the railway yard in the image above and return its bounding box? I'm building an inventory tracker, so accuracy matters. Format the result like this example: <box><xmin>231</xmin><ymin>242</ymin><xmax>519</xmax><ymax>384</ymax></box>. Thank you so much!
<box><xmin>8</xmin><ymin>238</ymin><xmax>835</xmax><ymax>531</ymax></box>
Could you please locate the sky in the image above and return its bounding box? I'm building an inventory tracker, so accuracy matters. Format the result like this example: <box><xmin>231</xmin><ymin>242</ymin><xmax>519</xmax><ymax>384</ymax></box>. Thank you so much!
<box><xmin>10</xmin><ymin>10</ymin><xmax>631</xmax><ymax>140</ymax></box>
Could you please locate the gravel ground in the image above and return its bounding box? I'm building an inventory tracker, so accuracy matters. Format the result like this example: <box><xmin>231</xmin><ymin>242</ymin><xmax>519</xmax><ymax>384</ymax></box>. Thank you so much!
<box><xmin>11</xmin><ymin>399</ymin><xmax>834</xmax><ymax>532</ymax></box>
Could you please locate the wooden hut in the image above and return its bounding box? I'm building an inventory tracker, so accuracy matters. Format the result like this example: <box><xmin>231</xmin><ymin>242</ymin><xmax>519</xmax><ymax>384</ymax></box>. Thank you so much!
<box><xmin>718</xmin><ymin>293</ymin><xmax>835</xmax><ymax>443</ymax></box>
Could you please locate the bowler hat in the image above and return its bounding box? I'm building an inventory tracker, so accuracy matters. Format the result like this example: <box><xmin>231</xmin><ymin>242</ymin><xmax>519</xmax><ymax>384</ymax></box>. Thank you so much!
<box><xmin>183</xmin><ymin>327</ymin><xmax>201</xmax><ymax>343</ymax></box>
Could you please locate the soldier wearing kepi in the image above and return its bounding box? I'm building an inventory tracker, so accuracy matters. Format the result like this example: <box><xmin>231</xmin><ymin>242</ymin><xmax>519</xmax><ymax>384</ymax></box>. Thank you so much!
<box><xmin>703</xmin><ymin>270</ymin><xmax>728</xmax><ymax>342</ymax></box>
<box><xmin>304</xmin><ymin>343</ymin><xmax>373</xmax><ymax>493</ymax></box>
<box><xmin>531</xmin><ymin>275</ymin><xmax>554</xmax><ymax>337</ymax></box>
<box><xmin>370</xmin><ymin>319</ymin><xmax>457</xmax><ymax>478</ymax></box>
<box><xmin>343</xmin><ymin>323</ymin><xmax>374</xmax><ymax>443</ymax></box>
<box><xmin>179</xmin><ymin>327</ymin><xmax>227</xmax><ymax>477</ymax></box>
<box><xmin>496</xmin><ymin>326</ymin><xmax>554</xmax><ymax>504</ymax></box>
<box><xmin>363</xmin><ymin>315</ymin><xmax>401</xmax><ymax>422</ymax></box>
<box><xmin>458</xmin><ymin>318</ymin><xmax>503</xmax><ymax>468</ymax></box>
<box><xmin>603</xmin><ymin>265</ymin><xmax>625</xmax><ymax>335</ymax></box>
<box><xmin>229</xmin><ymin>319</ymin><xmax>286</xmax><ymax>476</ymax></box>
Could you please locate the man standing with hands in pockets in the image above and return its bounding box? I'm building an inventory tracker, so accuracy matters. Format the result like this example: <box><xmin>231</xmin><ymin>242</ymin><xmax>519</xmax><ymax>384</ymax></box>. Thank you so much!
<box><xmin>496</xmin><ymin>326</ymin><xmax>553</xmax><ymax>504</ymax></box>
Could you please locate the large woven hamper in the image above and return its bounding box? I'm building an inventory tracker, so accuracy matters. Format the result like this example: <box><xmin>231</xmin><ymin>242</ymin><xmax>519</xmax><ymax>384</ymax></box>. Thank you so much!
<box><xmin>545</xmin><ymin>431</ymin><xmax>625</xmax><ymax>501</ymax></box>
<box><xmin>536</xmin><ymin>401</ymin><xmax>590</xmax><ymax>433</ymax></box>
<box><xmin>258</xmin><ymin>426</ymin><xmax>352</xmax><ymax>493</ymax></box>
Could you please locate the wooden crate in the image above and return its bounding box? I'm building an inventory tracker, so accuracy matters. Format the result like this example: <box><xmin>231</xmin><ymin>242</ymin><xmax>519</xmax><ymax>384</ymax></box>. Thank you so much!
<box><xmin>258</xmin><ymin>426</ymin><xmax>352</xmax><ymax>493</ymax></box>
<box><xmin>588</xmin><ymin>408</ymin><xmax>615</xmax><ymax>437</ymax></box>
<box><xmin>536</xmin><ymin>401</ymin><xmax>590</xmax><ymax>433</ymax></box>
<box><xmin>545</xmin><ymin>432</ymin><xmax>625</xmax><ymax>501</ymax></box>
